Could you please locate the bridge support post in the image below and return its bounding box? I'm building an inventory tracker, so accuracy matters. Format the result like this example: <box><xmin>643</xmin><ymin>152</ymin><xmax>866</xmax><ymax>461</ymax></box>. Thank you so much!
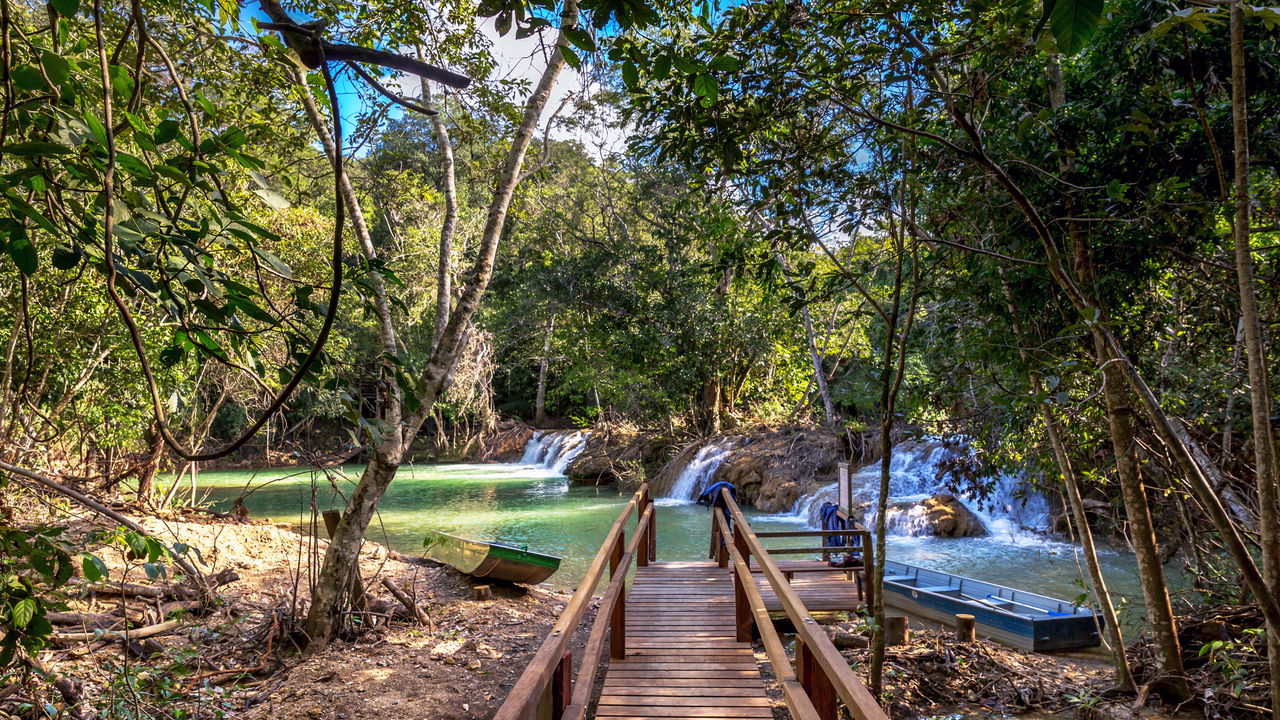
<box><xmin>551</xmin><ymin>649</ymin><xmax>572</xmax><ymax>716</ymax></box>
<box><xmin>733</xmin><ymin>523</ymin><xmax>753</xmax><ymax>642</ymax></box>
<box><xmin>647</xmin><ymin>495</ymin><xmax>657</xmax><ymax>562</ymax></box>
<box><xmin>797</xmin><ymin>638</ymin><xmax>838</xmax><ymax>720</ymax></box>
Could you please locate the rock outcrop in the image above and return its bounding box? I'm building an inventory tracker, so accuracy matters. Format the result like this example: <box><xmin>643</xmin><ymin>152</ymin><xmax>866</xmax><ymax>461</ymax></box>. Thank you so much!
<box><xmin>472</xmin><ymin>418</ymin><xmax>534</xmax><ymax>463</ymax></box>
<box><xmin>564</xmin><ymin>424</ymin><xmax>674</xmax><ymax>487</ymax></box>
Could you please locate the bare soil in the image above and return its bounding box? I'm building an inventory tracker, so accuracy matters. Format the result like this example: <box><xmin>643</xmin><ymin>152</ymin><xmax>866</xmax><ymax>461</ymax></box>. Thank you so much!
<box><xmin>18</xmin><ymin>502</ymin><xmax>588</xmax><ymax>720</ymax></box>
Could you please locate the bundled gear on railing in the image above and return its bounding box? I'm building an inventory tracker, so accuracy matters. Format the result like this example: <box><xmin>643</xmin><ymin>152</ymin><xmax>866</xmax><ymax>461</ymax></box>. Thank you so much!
<box><xmin>820</xmin><ymin>501</ymin><xmax>864</xmax><ymax>568</ymax></box>
<box><xmin>699</xmin><ymin>481</ymin><xmax>738</xmax><ymax>552</ymax></box>
<box><xmin>697</xmin><ymin>481</ymin><xmax>737</xmax><ymax>510</ymax></box>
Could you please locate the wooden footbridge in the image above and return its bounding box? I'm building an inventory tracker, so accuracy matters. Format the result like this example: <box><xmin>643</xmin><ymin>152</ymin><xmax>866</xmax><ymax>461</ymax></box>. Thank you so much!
<box><xmin>493</xmin><ymin>484</ymin><xmax>889</xmax><ymax>720</ymax></box>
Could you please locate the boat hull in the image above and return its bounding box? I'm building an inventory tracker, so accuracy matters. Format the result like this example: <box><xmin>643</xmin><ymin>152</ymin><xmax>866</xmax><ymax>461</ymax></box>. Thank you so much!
<box><xmin>423</xmin><ymin>530</ymin><xmax>560</xmax><ymax>584</ymax></box>
<box><xmin>882</xmin><ymin>561</ymin><xmax>1102</xmax><ymax>652</ymax></box>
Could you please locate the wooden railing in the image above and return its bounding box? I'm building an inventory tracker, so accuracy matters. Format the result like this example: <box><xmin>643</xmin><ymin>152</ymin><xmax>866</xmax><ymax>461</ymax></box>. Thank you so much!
<box><xmin>492</xmin><ymin>483</ymin><xmax>656</xmax><ymax>720</ymax></box>
<box><xmin>714</xmin><ymin>489</ymin><xmax>888</xmax><ymax>720</ymax></box>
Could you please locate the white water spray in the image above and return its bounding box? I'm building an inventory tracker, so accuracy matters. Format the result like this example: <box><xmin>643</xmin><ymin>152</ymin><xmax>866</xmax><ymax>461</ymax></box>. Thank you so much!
<box><xmin>518</xmin><ymin>430</ymin><xmax>590</xmax><ymax>474</ymax></box>
<box><xmin>664</xmin><ymin>439</ymin><xmax>739</xmax><ymax>502</ymax></box>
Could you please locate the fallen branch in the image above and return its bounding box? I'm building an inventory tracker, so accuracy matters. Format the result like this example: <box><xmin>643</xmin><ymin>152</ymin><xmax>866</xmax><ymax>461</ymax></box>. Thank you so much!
<box><xmin>381</xmin><ymin>577</ymin><xmax>434</xmax><ymax>632</ymax></box>
<box><xmin>70</xmin><ymin>577</ymin><xmax>196</xmax><ymax>599</ymax></box>
<box><xmin>0</xmin><ymin>460</ymin><xmax>206</xmax><ymax>593</ymax></box>
<box><xmin>54</xmin><ymin>619</ymin><xmax>182</xmax><ymax>643</ymax></box>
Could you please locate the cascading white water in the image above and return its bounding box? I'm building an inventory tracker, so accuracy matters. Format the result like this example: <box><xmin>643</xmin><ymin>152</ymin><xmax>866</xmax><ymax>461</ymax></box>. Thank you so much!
<box><xmin>664</xmin><ymin>439</ymin><xmax>738</xmax><ymax>501</ymax></box>
<box><xmin>518</xmin><ymin>430</ymin><xmax>590</xmax><ymax>474</ymax></box>
<box><xmin>781</xmin><ymin>440</ymin><xmax>1051</xmax><ymax>542</ymax></box>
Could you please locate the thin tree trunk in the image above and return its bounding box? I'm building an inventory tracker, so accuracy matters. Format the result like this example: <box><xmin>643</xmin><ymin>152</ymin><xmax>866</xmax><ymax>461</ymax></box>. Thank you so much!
<box><xmin>803</xmin><ymin>306</ymin><xmax>836</xmax><ymax>426</ymax></box>
<box><xmin>534</xmin><ymin>315</ymin><xmax>555</xmax><ymax>427</ymax></box>
<box><xmin>299</xmin><ymin>0</ymin><xmax>581</xmax><ymax>649</ymax></box>
<box><xmin>418</xmin><ymin>48</ymin><xmax>458</xmax><ymax>351</ymax></box>
<box><xmin>1228</xmin><ymin>5</ymin><xmax>1280</xmax><ymax>715</ymax></box>
<box><xmin>998</xmin><ymin>265</ymin><xmax>1134</xmax><ymax>689</ymax></box>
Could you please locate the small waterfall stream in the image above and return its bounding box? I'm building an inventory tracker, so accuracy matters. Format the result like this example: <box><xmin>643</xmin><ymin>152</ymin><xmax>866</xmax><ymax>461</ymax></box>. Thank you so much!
<box><xmin>663</xmin><ymin>439</ymin><xmax>739</xmax><ymax>502</ymax></box>
<box><xmin>518</xmin><ymin>430</ymin><xmax>590</xmax><ymax>474</ymax></box>
<box><xmin>777</xmin><ymin>440</ymin><xmax>1050</xmax><ymax>541</ymax></box>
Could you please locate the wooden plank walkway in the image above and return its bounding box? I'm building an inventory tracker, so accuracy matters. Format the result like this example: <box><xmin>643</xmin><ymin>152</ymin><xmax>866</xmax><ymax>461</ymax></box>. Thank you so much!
<box><xmin>595</xmin><ymin>561</ymin><xmax>773</xmax><ymax>720</ymax></box>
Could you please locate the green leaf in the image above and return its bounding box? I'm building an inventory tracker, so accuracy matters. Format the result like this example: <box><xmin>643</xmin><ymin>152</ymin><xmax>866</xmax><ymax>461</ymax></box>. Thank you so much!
<box><xmin>1049</xmin><ymin>0</ymin><xmax>1103</xmax><ymax>54</ymax></box>
<box><xmin>108</xmin><ymin>65</ymin><xmax>135</xmax><ymax>100</ymax></box>
<box><xmin>3</xmin><ymin>141</ymin><xmax>73</xmax><ymax>156</ymax></box>
<box><xmin>11</xmin><ymin>598</ymin><xmax>36</xmax><ymax>629</ymax></box>
<box><xmin>11</xmin><ymin>66</ymin><xmax>47</xmax><ymax>91</ymax></box>
<box><xmin>621</xmin><ymin>60</ymin><xmax>639</xmax><ymax>88</ymax></box>
<box><xmin>6</xmin><ymin>226</ymin><xmax>37</xmax><ymax>275</ymax></box>
<box><xmin>154</xmin><ymin>119</ymin><xmax>181</xmax><ymax>145</ymax></box>
<box><xmin>708</xmin><ymin>55</ymin><xmax>742</xmax><ymax>72</ymax></box>
<box><xmin>564</xmin><ymin>28</ymin><xmax>596</xmax><ymax>52</ymax></box>
<box><xmin>51</xmin><ymin>244</ymin><xmax>82</xmax><ymax>269</ymax></box>
<box><xmin>560</xmin><ymin>44</ymin><xmax>581</xmax><ymax>70</ymax></box>
<box><xmin>692</xmin><ymin>74</ymin><xmax>719</xmax><ymax>101</ymax></box>
<box><xmin>49</xmin><ymin>0</ymin><xmax>80</xmax><ymax>16</ymax></box>
<box><xmin>41</xmin><ymin>52</ymin><xmax>71</xmax><ymax>85</ymax></box>
<box><xmin>81</xmin><ymin>554</ymin><xmax>108</xmax><ymax>582</ymax></box>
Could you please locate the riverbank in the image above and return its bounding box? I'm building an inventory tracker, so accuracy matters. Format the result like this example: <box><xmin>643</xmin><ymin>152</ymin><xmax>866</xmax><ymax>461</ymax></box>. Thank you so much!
<box><xmin>10</xmin><ymin>499</ymin><xmax>585</xmax><ymax>720</ymax></box>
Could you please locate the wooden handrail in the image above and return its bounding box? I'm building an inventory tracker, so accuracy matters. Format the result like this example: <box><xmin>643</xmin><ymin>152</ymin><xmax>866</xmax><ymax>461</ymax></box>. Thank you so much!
<box><xmin>492</xmin><ymin>484</ymin><xmax>652</xmax><ymax>720</ymax></box>
<box><xmin>719</xmin><ymin>489</ymin><xmax>889</xmax><ymax>720</ymax></box>
<box><xmin>714</xmin><ymin>508</ymin><xmax>822</xmax><ymax>720</ymax></box>
<box><xmin>561</xmin><ymin>502</ymin><xmax>654</xmax><ymax>720</ymax></box>
<box><xmin>755</xmin><ymin>529</ymin><xmax>870</xmax><ymax>538</ymax></box>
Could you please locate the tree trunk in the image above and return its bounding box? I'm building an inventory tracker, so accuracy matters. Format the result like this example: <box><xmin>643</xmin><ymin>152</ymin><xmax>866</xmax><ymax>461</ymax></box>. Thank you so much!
<box><xmin>1044</xmin><ymin>400</ymin><xmax>1135</xmax><ymax>689</ymax></box>
<box><xmin>535</xmin><ymin>315</ymin><xmax>555</xmax><ymax>427</ymax></box>
<box><xmin>803</xmin><ymin>305</ymin><xmax>836</xmax><ymax>427</ymax></box>
<box><xmin>298</xmin><ymin>0</ymin><xmax>581</xmax><ymax>650</ymax></box>
<box><xmin>1228</xmin><ymin>6</ymin><xmax>1280</xmax><ymax>715</ymax></box>
<box><xmin>418</xmin><ymin>50</ymin><xmax>458</xmax><ymax>352</ymax></box>
<box><xmin>1096</xmin><ymin>342</ymin><xmax>1188</xmax><ymax>697</ymax></box>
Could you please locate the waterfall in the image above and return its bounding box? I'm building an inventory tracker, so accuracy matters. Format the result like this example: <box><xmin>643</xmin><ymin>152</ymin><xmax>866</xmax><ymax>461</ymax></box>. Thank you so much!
<box><xmin>783</xmin><ymin>440</ymin><xmax>1051</xmax><ymax>542</ymax></box>
<box><xmin>664</xmin><ymin>439</ymin><xmax>738</xmax><ymax>501</ymax></box>
<box><xmin>517</xmin><ymin>430</ymin><xmax>590</xmax><ymax>474</ymax></box>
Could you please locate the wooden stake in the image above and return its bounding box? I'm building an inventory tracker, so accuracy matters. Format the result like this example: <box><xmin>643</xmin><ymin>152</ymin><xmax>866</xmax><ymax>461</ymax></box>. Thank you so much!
<box><xmin>886</xmin><ymin>615</ymin><xmax>909</xmax><ymax>646</ymax></box>
<box><xmin>955</xmin><ymin>614</ymin><xmax>976</xmax><ymax>643</ymax></box>
<box><xmin>472</xmin><ymin>585</ymin><xmax>493</xmax><ymax>601</ymax></box>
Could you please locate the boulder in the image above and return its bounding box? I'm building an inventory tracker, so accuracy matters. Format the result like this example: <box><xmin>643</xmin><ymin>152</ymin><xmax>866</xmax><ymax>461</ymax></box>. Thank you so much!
<box><xmin>917</xmin><ymin>494</ymin><xmax>986</xmax><ymax>537</ymax></box>
<box><xmin>715</xmin><ymin>426</ymin><xmax>842</xmax><ymax>512</ymax></box>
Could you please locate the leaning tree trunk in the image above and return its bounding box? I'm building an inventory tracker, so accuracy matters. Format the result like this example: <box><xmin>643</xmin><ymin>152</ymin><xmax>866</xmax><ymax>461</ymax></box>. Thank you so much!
<box><xmin>1228</xmin><ymin>5</ymin><xmax>1280</xmax><ymax>715</ymax></box>
<box><xmin>300</xmin><ymin>0</ymin><xmax>581</xmax><ymax>650</ymax></box>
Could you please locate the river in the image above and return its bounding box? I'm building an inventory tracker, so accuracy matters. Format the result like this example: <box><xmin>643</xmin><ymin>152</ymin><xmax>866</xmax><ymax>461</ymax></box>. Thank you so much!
<box><xmin>196</xmin><ymin>449</ymin><xmax>1152</xmax><ymax>631</ymax></box>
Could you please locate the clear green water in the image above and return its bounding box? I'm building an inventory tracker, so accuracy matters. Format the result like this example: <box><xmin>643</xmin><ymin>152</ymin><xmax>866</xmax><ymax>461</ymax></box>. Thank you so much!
<box><xmin>190</xmin><ymin>462</ymin><xmax>1149</xmax><ymax>627</ymax></box>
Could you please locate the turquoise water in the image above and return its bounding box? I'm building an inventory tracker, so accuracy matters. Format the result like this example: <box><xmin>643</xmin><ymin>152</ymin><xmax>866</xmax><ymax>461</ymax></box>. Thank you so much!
<box><xmin>190</xmin><ymin>462</ymin><xmax>1149</xmax><ymax>627</ymax></box>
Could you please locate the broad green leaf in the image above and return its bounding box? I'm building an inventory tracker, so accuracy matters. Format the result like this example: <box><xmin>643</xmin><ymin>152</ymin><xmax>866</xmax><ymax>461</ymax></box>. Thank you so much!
<box><xmin>11</xmin><ymin>598</ymin><xmax>35</xmax><ymax>629</ymax></box>
<box><xmin>621</xmin><ymin>60</ymin><xmax>639</xmax><ymax>88</ymax></box>
<box><xmin>81</xmin><ymin>554</ymin><xmax>107</xmax><ymax>582</ymax></box>
<box><xmin>560</xmin><ymin>44</ymin><xmax>581</xmax><ymax>69</ymax></box>
<box><xmin>49</xmin><ymin>0</ymin><xmax>79</xmax><ymax>16</ymax></box>
<box><xmin>693</xmin><ymin>74</ymin><xmax>719</xmax><ymax>101</ymax></box>
<box><xmin>154</xmin><ymin>119</ymin><xmax>181</xmax><ymax>145</ymax></box>
<box><xmin>41</xmin><ymin>52</ymin><xmax>71</xmax><ymax>85</ymax></box>
<box><xmin>1049</xmin><ymin>0</ymin><xmax>1103</xmax><ymax>54</ymax></box>
<box><xmin>108</xmin><ymin>64</ymin><xmax>136</xmax><ymax>99</ymax></box>
<box><xmin>708</xmin><ymin>55</ymin><xmax>742</xmax><ymax>72</ymax></box>
<box><xmin>3</xmin><ymin>141</ymin><xmax>73</xmax><ymax>156</ymax></box>
<box><xmin>6</xmin><ymin>227</ymin><xmax>37</xmax><ymax>275</ymax></box>
<box><xmin>51</xmin><ymin>244</ymin><xmax>82</xmax><ymax>269</ymax></box>
<box><xmin>11</xmin><ymin>66</ymin><xmax>47</xmax><ymax>91</ymax></box>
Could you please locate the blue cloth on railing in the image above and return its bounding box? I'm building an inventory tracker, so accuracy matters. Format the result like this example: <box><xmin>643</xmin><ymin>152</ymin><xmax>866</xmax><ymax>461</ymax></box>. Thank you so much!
<box><xmin>820</xmin><ymin>502</ymin><xmax>848</xmax><ymax>548</ymax></box>
<box><xmin>697</xmin><ymin>481</ymin><xmax>737</xmax><ymax>510</ymax></box>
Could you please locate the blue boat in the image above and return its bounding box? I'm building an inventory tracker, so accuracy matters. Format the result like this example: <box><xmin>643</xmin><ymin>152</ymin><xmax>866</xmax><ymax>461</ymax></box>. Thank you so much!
<box><xmin>881</xmin><ymin>560</ymin><xmax>1103</xmax><ymax>652</ymax></box>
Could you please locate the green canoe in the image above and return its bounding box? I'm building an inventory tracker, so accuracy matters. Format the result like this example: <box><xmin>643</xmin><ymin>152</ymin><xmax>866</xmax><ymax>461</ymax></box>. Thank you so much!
<box><xmin>422</xmin><ymin>530</ymin><xmax>561</xmax><ymax>584</ymax></box>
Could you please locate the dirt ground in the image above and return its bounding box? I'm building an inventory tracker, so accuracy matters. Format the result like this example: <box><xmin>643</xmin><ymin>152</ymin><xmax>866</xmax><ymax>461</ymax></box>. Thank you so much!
<box><xmin>17</xmin><ymin>502</ymin><xmax>590</xmax><ymax>720</ymax></box>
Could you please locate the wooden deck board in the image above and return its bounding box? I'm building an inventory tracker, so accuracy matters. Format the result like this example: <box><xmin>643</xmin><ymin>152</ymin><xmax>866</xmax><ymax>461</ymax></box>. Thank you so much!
<box><xmin>746</xmin><ymin>567</ymin><xmax>867</xmax><ymax>612</ymax></box>
<box><xmin>591</xmin><ymin>562</ymin><xmax>774</xmax><ymax>720</ymax></box>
